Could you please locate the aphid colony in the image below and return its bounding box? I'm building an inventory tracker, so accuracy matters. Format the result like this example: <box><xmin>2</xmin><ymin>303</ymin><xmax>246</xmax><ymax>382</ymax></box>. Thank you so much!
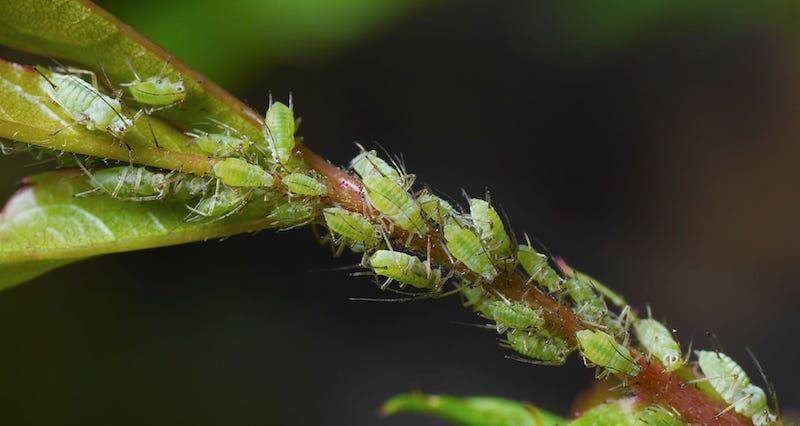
<box><xmin>33</xmin><ymin>64</ymin><xmax>327</xmax><ymax>223</ymax></box>
<box><xmin>30</xmin><ymin>63</ymin><xmax>779</xmax><ymax>425</ymax></box>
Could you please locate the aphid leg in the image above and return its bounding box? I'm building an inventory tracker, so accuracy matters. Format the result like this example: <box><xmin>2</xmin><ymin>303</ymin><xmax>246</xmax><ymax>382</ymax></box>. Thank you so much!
<box><xmin>48</xmin><ymin>116</ymin><xmax>89</xmax><ymax>137</ymax></box>
<box><xmin>747</xmin><ymin>347</ymin><xmax>782</xmax><ymax>417</ymax></box>
<box><xmin>63</xmin><ymin>66</ymin><xmax>99</xmax><ymax>89</ymax></box>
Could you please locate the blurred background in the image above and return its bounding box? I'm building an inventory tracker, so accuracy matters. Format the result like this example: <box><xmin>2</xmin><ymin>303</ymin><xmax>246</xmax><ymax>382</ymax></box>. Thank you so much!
<box><xmin>1</xmin><ymin>0</ymin><xmax>799</xmax><ymax>424</ymax></box>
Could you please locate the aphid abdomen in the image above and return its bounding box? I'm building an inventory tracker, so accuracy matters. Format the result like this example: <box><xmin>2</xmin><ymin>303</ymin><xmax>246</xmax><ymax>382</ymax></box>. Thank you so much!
<box><xmin>576</xmin><ymin>330</ymin><xmax>640</xmax><ymax>376</ymax></box>
<box><xmin>171</xmin><ymin>175</ymin><xmax>212</xmax><ymax>200</ymax></box>
<box><xmin>444</xmin><ymin>221</ymin><xmax>498</xmax><ymax>281</ymax></box>
<box><xmin>282</xmin><ymin>173</ymin><xmax>327</xmax><ymax>196</ymax></box>
<box><xmin>93</xmin><ymin>166</ymin><xmax>164</xmax><ymax>198</ymax></box>
<box><xmin>417</xmin><ymin>192</ymin><xmax>456</xmax><ymax>225</ymax></box>
<box><xmin>505</xmin><ymin>330</ymin><xmax>569</xmax><ymax>365</ymax></box>
<box><xmin>484</xmin><ymin>300</ymin><xmax>544</xmax><ymax>331</ymax></box>
<box><xmin>369</xmin><ymin>250</ymin><xmax>441</xmax><ymax>290</ymax></box>
<box><xmin>192</xmin><ymin>186</ymin><xmax>244</xmax><ymax>217</ymax></box>
<box><xmin>212</xmin><ymin>158</ymin><xmax>273</xmax><ymax>187</ymax></box>
<box><xmin>322</xmin><ymin>207</ymin><xmax>380</xmax><ymax>246</ymax></box>
<box><xmin>350</xmin><ymin>150</ymin><xmax>403</xmax><ymax>184</ymax></box>
<box><xmin>517</xmin><ymin>244</ymin><xmax>563</xmax><ymax>292</ymax></box>
<box><xmin>363</xmin><ymin>175</ymin><xmax>427</xmax><ymax>235</ymax></box>
<box><xmin>128</xmin><ymin>77</ymin><xmax>185</xmax><ymax>106</ymax></box>
<box><xmin>469</xmin><ymin>198</ymin><xmax>512</xmax><ymax>259</ymax></box>
<box><xmin>194</xmin><ymin>133</ymin><xmax>245</xmax><ymax>158</ymax></box>
<box><xmin>264</xmin><ymin>101</ymin><xmax>296</xmax><ymax>164</ymax></box>
<box><xmin>696</xmin><ymin>351</ymin><xmax>775</xmax><ymax>424</ymax></box>
<box><xmin>634</xmin><ymin>319</ymin><xmax>682</xmax><ymax>372</ymax></box>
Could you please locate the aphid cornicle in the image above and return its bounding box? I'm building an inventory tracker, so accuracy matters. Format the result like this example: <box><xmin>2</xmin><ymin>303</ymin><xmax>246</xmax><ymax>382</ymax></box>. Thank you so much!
<box><xmin>35</xmin><ymin>66</ymin><xmax>134</xmax><ymax>138</ymax></box>
<box><xmin>369</xmin><ymin>250</ymin><xmax>442</xmax><ymax>290</ymax></box>
<box><xmin>322</xmin><ymin>207</ymin><xmax>380</xmax><ymax>247</ymax></box>
<box><xmin>212</xmin><ymin>158</ymin><xmax>273</xmax><ymax>187</ymax></box>
<box><xmin>505</xmin><ymin>329</ymin><xmax>569</xmax><ymax>365</ymax></box>
<box><xmin>576</xmin><ymin>329</ymin><xmax>640</xmax><ymax>376</ymax></box>
<box><xmin>263</xmin><ymin>101</ymin><xmax>296</xmax><ymax>165</ymax></box>
<box><xmin>634</xmin><ymin>318</ymin><xmax>683</xmax><ymax>372</ymax></box>
<box><xmin>517</xmin><ymin>244</ymin><xmax>563</xmax><ymax>293</ymax></box>
<box><xmin>89</xmin><ymin>166</ymin><xmax>166</xmax><ymax>199</ymax></box>
<box><xmin>417</xmin><ymin>192</ymin><xmax>456</xmax><ymax>225</ymax></box>
<box><xmin>482</xmin><ymin>299</ymin><xmax>544</xmax><ymax>332</ymax></box>
<box><xmin>444</xmin><ymin>221</ymin><xmax>498</xmax><ymax>281</ymax></box>
<box><xmin>282</xmin><ymin>173</ymin><xmax>327</xmax><ymax>196</ymax></box>
<box><xmin>468</xmin><ymin>198</ymin><xmax>512</xmax><ymax>259</ymax></box>
<box><xmin>350</xmin><ymin>149</ymin><xmax>403</xmax><ymax>185</ymax></box>
<box><xmin>362</xmin><ymin>175</ymin><xmax>427</xmax><ymax>235</ymax></box>
<box><xmin>696</xmin><ymin>351</ymin><xmax>776</xmax><ymax>425</ymax></box>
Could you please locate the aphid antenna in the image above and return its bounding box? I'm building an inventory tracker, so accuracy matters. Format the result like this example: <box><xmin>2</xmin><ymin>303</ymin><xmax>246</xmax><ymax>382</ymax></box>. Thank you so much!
<box><xmin>32</xmin><ymin>65</ymin><xmax>57</xmax><ymax>89</ymax></box>
<box><xmin>157</xmin><ymin>55</ymin><xmax>174</xmax><ymax>79</ymax></box>
<box><xmin>450</xmin><ymin>321</ymin><xmax>498</xmax><ymax>331</ymax></box>
<box><xmin>123</xmin><ymin>56</ymin><xmax>142</xmax><ymax>82</ymax></box>
<box><xmin>504</xmin><ymin>355</ymin><xmax>563</xmax><ymax>367</ymax></box>
<box><xmin>746</xmin><ymin>347</ymin><xmax>781</xmax><ymax>417</ymax></box>
<box><xmin>98</xmin><ymin>63</ymin><xmax>121</xmax><ymax>98</ymax></box>
<box><xmin>705</xmin><ymin>331</ymin><xmax>725</xmax><ymax>355</ymax></box>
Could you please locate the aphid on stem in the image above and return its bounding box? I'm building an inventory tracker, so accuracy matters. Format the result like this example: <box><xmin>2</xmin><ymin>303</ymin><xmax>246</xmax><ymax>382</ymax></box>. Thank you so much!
<box><xmin>263</xmin><ymin>97</ymin><xmax>296</xmax><ymax>166</ymax></box>
<box><xmin>368</xmin><ymin>249</ymin><xmax>442</xmax><ymax>291</ymax></box>
<box><xmin>504</xmin><ymin>329</ymin><xmax>570</xmax><ymax>366</ymax></box>
<box><xmin>576</xmin><ymin>329</ymin><xmax>639</xmax><ymax>377</ymax></box>
<box><xmin>443</xmin><ymin>220</ymin><xmax>498</xmax><ymax>281</ymax></box>
<box><xmin>212</xmin><ymin>158</ymin><xmax>273</xmax><ymax>188</ymax></box>
<box><xmin>120</xmin><ymin>59</ymin><xmax>185</xmax><ymax>111</ymax></box>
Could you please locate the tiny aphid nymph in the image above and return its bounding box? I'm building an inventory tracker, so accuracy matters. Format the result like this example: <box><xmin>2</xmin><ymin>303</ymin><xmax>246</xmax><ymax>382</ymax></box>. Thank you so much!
<box><xmin>282</xmin><ymin>173</ymin><xmax>327</xmax><ymax>196</ymax></box>
<box><xmin>123</xmin><ymin>75</ymin><xmax>185</xmax><ymax>108</ymax></box>
<box><xmin>189</xmin><ymin>131</ymin><xmax>246</xmax><ymax>158</ymax></box>
<box><xmin>482</xmin><ymin>299</ymin><xmax>544</xmax><ymax>332</ymax></box>
<box><xmin>634</xmin><ymin>318</ymin><xmax>683</xmax><ymax>372</ymax></box>
<box><xmin>517</xmin><ymin>243</ymin><xmax>563</xmax><ymax>293</ymax></box>
<box><xmin>322</xmin><ymin>207</ymin><xmax>380</xmax><ymax>247</ymax></box>
<box><xmin>369</xmin><ymin>250</ymin><xmax>442</xmax><ymax>290</ymax></box>
<box><xmin>468</xmin><ymin>198</ymin><xmax>512</xmax><ymax>259</ymax></box>
<box><xmin>505</xmin><ymin>329</ymin><xmax>569</xmax><ymax>365</ymax></box>
<box><xmin>263</xmin><ymin>100</ymin><xmax>296</xmax><ymax>165</ymax></box>
<box><xmin>362</xmin><ymin>175</ymin><xmax>427</xmax><ymax>235</ymax></box>
<box><xmin>188</xmin><ymin>185</ymin><xmax>246</xmax><ymax>219</ymax></box>
<box><xmin>576</xmin><ymin>329</ymin><xmax>640</xmax><ymax>377</ymax></box>
<box><xmin>35</xmin><ymin>66</ymin><xmax>134</xmax><ymax>138</ymax></box>
<box><xmin>444</xmin><ymin>221</ymin><xmax>498</xmax><ymax>281</ymax></box>
<box><xmin>696</xmin><ymin>350</ymin><xmax>776</xmax><ymax>425</ymax></box>
<box><xmin>212</xmin><ymin>158</ymin><xmax>273</xmax><ymax>188</ymax></box>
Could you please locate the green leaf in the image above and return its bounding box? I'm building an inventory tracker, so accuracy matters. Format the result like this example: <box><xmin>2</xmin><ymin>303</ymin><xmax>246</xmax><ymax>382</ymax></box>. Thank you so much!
<box><xmin>382</xmin><ymin>392</ymin><xmax>567</xmax><ymax>426</ymax></box>
<box><xmin>0</xmin><ymin>0</ymin><xmax>264</xmax><ymax>142</ymax></box>
<box><xmin>0</xmin><ymin>59</ymin><xmax>215</xmax><ymax>174</ymax></box>
<box><xmin>0</xmin><ymin>169</ymin><xmax>290</xmax><ymax>290</ymax></box>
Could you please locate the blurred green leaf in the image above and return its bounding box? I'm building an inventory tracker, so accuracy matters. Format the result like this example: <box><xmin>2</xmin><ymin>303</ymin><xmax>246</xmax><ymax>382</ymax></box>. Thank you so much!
<box><xmin>382</xmin><ymin>392</ymin><xmax>566</xmax><ymax>426</ymax></box>
<box><xmin>97</xmin><ymin>0</ymin><xmax>427</xmax><ymax>87</ymax></box>
<box><xmin>0</xmin><ymin>169</ymin><xmax>282</xmax><ymax>290</ymax></box>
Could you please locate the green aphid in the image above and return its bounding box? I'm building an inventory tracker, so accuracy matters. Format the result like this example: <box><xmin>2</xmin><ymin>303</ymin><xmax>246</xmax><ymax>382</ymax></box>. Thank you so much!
<box><xmin>634</xmin><ymin>319</ymin><xmax>683</xmax><ymax>372</ymax></box>
<box><xmin>282</xmin><ymin>173</ymin><xmax>327</xmax><ymax>196</ymax></box>
<box><xmin>483</xmin><ymin>299</ymin><xmax>544</xmax><ymax>332</ymax></box>
<box><xmin>382</xmin><ymin>393</ymin><xmax>565</xmax><ymax>426</ymax></box>
<box><xmin>91</xmin><ymin>166</ymin><xmax>166</xmax><ymax>200</ymax></box>
<box><xmin>36</xmin><ymin>65</ymin><xmax>133</xmax><ymax>138</ymax></box>
<box><xmin>123</xmin><ymin>75</ymin><xmax>185</xmax><ymax>108</ymax></box>
<box><xmin>189</xmin><ymin>185</ymin><xmax>245</xmax><ymax>218</ymax></box>
<box><xmin>517</xmin><ymin>244</ymin><xmax>563</xmax><ymax>292</ymax></box>
<box><xmin>268</xmin><ymin>201</ymin><xmax>317</xmax><ymax>228</ymax></box>
<box><xmin>696</xmin><ymin>351</ymin><xmax>775</xmax><ymax>425</ymax></box>
<box><xmin>362</xmin><ymin>175</ymin><xmax>427</xmax><ymax>235</ymax></box>
<box><xmin>576</xmin><ymin>329</ymin><xmax>640</xmax><ymax>377</ymax></box>
<box><xmin>264</xmin><ymin>101</ymin><xmax>296</xmax><ymax>165</ymax></box>
<box><xmin>189</xmin><ymin>131</ymin><xmax>246</xmax><ymax>158</ymax></box>
<box><xmin>350</xmin><ymin>149</ymin><xmax>403</xmax><ymax>185</ymax></box>
<box><xmin>369</xmin><ymin>250</ymin><xmax>441</xmax><ymax>290</ymax></box>
<box><xmin>505</xmin><ymin>329</ymin><xmax>570</xmax><ymax>365</ymax></box>
<box><xmin>568</xmin><ymin>399</ymin><xmax>683</xmax><ymax>426</ymax></box>
<box><xmin>636</xmin><ymin>404</ymin><xmax>684</xmax><ymax>426</ymax></box>
<box><xmin>565</xmin><ymin>277</ymin><xmax>609</xmax><ymax>325</ymax></box>
<box><xmin>322</xmin><ymin>207</ymin><xmax>380</xmax><ymax>247</ymax></box>
<box><xmin>212</xmin><ymin>158</ymin><xmax>273</xmax><ymax>188</ymax></box>
<box><xmin>444</xmin><ymin>221</ymin><xmax>498</xmax><ymax>281</ymax></box>
<box><xmin>417</xmin><ymin>192</ymin><xmax>456</xmax><ymax>225</ymax></box>
<box><xmin>469</xmin><ymin>198</ymin><xmax>512</xmax><ymax>258</ymax></box>
<box><xmin>170</xmin><ymin>175</ymin><xmax>213</xmax><ymax>200</ymax></box>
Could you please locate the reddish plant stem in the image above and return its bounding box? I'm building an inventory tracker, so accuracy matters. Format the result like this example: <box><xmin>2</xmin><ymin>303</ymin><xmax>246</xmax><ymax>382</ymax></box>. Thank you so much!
<box><xmin>301</xmin><ymin>146</ymin><xmax>750</xmax><ymax>425</ymax></box>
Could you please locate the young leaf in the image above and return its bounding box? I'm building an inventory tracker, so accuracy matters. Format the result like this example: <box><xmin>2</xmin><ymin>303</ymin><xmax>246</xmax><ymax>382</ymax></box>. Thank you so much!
<box><xmin>0</xmin><ymin>59</ymin><xmax>214</xmax><ymax>174</ymax></box>
<box><xmin>382</xmin><ymin>392</ymin><xmax>566</xmax><ymax>426</ymax></box>
<box><xmin>0</xmin><ymin>0</ymin><xmax>264</xmax><ymax>141</ymax></box>
<box><xmin>0</xmin><ymin>169</ymin><xmax>285</xmax><ymax>290</ymax></box>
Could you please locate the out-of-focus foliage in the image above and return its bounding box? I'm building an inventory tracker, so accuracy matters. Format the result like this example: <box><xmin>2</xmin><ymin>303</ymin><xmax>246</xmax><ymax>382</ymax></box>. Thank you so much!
<box><xmin>96</xmin><ymin>0</ymin><xmax>428</xmax><ymax>88</ymax></box>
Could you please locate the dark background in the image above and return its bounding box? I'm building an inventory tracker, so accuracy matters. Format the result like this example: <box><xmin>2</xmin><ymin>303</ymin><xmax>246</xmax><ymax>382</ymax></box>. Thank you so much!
<box><xmin>1</xmin><ymin>0</ymin><xmax>798</xmax><ymax>424</ymax></box>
